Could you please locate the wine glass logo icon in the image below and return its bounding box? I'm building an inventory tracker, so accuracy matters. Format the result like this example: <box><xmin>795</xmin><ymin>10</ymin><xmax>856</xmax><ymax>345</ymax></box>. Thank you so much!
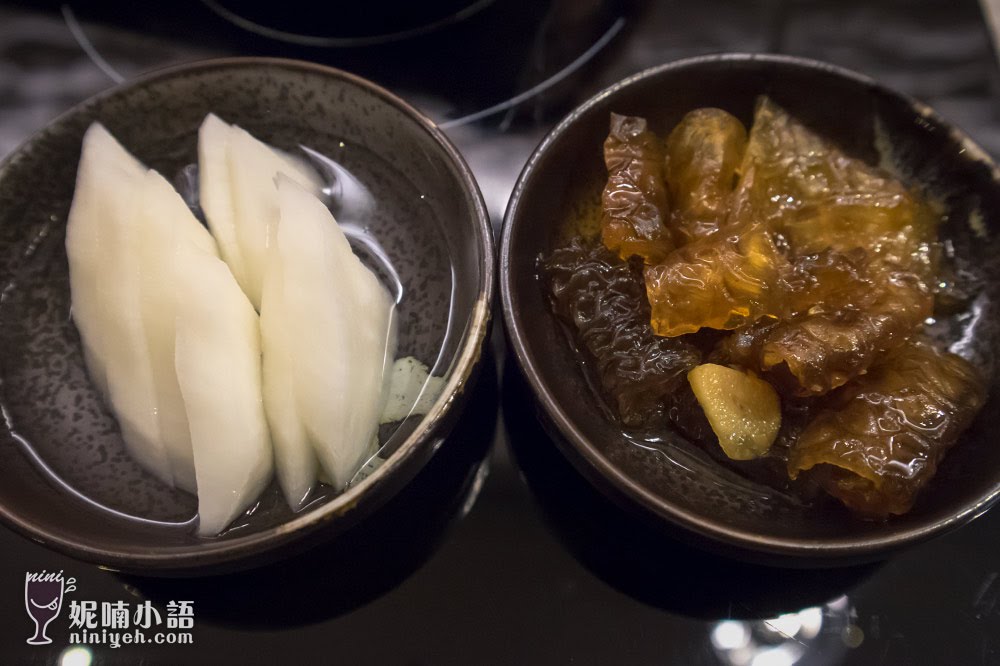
<box><xmin>24</xmin><ymin>572</ymin><xmax>66</xmax><ymax>645</ymax></box>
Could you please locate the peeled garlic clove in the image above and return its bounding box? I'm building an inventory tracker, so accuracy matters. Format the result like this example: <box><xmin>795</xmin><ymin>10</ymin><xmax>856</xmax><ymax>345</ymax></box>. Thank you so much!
<box><xmin>688</xmin><ymin>363</ymin><xmax>781</xmax><ymax>460</ymax></box>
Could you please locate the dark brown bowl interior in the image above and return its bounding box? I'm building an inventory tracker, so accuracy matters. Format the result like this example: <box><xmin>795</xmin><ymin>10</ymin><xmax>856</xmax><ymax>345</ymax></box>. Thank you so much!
<box><xmin>0</xmin><ymin>57</ymin><xmax>493</xmax><ymax>575</ymax></box>
<box><xmin>501</xmin><ymin>53</ymin><xmax>1000</xmax><ymax>565</ymax></box>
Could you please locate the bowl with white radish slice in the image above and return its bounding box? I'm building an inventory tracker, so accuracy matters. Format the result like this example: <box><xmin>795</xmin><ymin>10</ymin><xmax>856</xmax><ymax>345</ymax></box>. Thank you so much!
<box><xmin>0</xmin><ymin>58</ymin><xmax>493</xmax><ymax>574</ymax></box>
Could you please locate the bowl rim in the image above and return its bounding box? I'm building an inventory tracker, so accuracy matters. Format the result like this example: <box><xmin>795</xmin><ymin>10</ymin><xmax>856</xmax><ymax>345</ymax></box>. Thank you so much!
<box><xmin>0</xmin><ymin>56</ymin><xmax>495</xmax><ymax>572</ymax></box>
<box><xmin>500</xmin><ymin>51</ymin><xmax>1000</xmax><ymax>561</ymax></box>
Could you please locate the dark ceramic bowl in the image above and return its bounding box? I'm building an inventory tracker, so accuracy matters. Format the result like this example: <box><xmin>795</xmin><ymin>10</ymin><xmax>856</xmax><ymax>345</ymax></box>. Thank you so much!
<box><xmin>501</xmin><ymin>53</ymin><xmax>1000</xmax><ymax>566</ymax></box>
<box><xmin>0</xmin><ymin>57</ymin><xmax>493</xmax><ymax>575</ymax></box>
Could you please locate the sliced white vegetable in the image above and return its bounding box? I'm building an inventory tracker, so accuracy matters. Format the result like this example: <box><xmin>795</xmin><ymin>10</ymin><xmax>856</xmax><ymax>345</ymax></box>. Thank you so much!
<box><xmin>380</xmin><ymin>356</ymin><xmax>447</xmax><ymax>424</ymax></box>
<box><xmin>135</xmin><ymin>170</ymin><xmax>218</xmax><ymax>493</ymax></box>
<box><xmin>198</xmin><ymin>114</ymin><xmax>247</xmax><ymax>293</ymax></box>
<box><xmin>66</xmin><ymin>124</ymin><xmax>173</xmax><ymax>487</ymax></box>
<box><xmin>66</xmin><ymin>124</ymin><xmax>146</xmax><ymax>402</ymax></box>
<box><xmin>199</xmin><ymin>114</ymin><xmax>322</xmax><ymax>310</ymax></box>
<box><xmin>259</xmin><ymin>236</ymin><xmax>317</xmax><ymax>510</ymax></box>
<box><xmin>271</xmin><ymin>176</ymin><xmax>396</xmax><ymax>492</ymax></box>
<box><xmin>173</xmin><ymin>245</ymin><xmax>273</xmax><ymax>537</ymax></box>
<box><xmin>229</xmin><ymin>125</ymin><xmax>323</xmax><ymax>309</ymax></box>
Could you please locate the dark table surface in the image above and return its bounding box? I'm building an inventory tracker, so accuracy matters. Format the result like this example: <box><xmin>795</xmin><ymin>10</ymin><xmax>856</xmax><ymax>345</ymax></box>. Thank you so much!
<box><xmin>1</xmin><ymin>1</ymin><xmax>999</xmax><ymax>664</ymax></box>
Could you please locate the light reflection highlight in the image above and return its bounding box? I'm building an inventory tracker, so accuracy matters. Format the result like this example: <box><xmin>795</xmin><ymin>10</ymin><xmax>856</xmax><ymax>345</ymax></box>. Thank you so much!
<box><xmin>59</xmin><ymin>646</ymin><xmax>93</xmax><ymax>666</ymax></box>
<box><xmin>710</xmin><ymin>595</ymin><xmax>859</xmax><ymax>666</ymax></box>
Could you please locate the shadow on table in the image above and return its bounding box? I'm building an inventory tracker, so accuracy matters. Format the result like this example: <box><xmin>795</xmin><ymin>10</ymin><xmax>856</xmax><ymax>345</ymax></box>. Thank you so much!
<box><xmin>501</xmin><ymin>360</ymin><xmax>880</xmax><ymax>621</ymax></box>
<box><xmin>122</xmin><ymin>353</ymin><xmax>499</xmax><ymax>629</ymax></box>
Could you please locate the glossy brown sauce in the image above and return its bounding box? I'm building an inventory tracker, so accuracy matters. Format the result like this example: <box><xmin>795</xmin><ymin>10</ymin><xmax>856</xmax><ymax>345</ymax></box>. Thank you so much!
<box><xmin>540</xmin><ymin>98</ymin><xmax>987</xmax><ymax>519</ymax></box>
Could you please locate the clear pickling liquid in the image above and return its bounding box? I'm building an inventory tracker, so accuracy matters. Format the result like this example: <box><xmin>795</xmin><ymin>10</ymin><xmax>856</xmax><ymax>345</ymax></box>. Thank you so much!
<box><xmin>0</xmin><ymin>139</ymin><xmax>456</xmax><ymax>538</ymax></box>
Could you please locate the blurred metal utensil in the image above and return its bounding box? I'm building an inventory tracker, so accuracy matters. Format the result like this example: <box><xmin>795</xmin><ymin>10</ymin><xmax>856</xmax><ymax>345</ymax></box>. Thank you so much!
<box><xmin>981</xmin><ymin>0</ymin><xmax>1000</xmax><ymax>67</ymax></box>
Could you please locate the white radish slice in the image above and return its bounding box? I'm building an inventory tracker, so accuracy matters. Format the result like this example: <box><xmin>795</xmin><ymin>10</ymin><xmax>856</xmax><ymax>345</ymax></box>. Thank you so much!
<box><xmin>198</xmin><ymin>114</ymin><xmax>248</xmax><ymax>294</ymax></box>
<box><xmin>199</xmin><ymin>114</ymin><xmax>322</xmax><ymax>310</ymax></box>
<box><xmin>66</xmin><ymin>130</ymin><xmax>116</xmax><ymax>403</ymax></box>
<box><xmin>135</xmin><ymin>169</ymin><xmax>218</xmax><ymax>493</ymax></box>
<box><xmin>273</xmin><ymin>176</ymin><xmax>396</xmax><ymax>491</ymax></box>
<box><xmin>228</xmin><ymin>125</ymin><xmax>324</xmax><ymax>310</ymax></box>
<box><xmin>66</xmin><ymin>124</ymin><xmax>145</xmax><ymax>402</ymax></box>
<box><xmin>173</xmin><ymin>246</ymin><xmax>273</xmax><ymax>537</ymax></box>
<box><xmin>260</xmin><ymin>237</ymin><xmax>317</xmax><ymax>510</ymax></box>
<box><xmin>66</xmin><ymin>123</ymin><xmax>173</xmax><ymax>487</ymax></box>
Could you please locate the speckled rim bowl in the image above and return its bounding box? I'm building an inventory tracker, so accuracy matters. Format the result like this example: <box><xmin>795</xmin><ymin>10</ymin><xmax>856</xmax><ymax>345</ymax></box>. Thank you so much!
<box><xmin>501</xmin><ymin>53</ymin><xmax>1000</xmax><ymax>566</ymax></box>
<box><xmin>0</xmin><ymin>57</ymin><xmax>494</xmax><ymax>575</ymax></box>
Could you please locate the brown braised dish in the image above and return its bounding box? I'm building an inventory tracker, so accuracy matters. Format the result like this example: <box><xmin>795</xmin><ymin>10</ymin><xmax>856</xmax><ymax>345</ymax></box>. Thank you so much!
<box><xmin>541</xmin><ymin>97</ymin><xmax>987</xmax><ymax>519</ymax></box>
